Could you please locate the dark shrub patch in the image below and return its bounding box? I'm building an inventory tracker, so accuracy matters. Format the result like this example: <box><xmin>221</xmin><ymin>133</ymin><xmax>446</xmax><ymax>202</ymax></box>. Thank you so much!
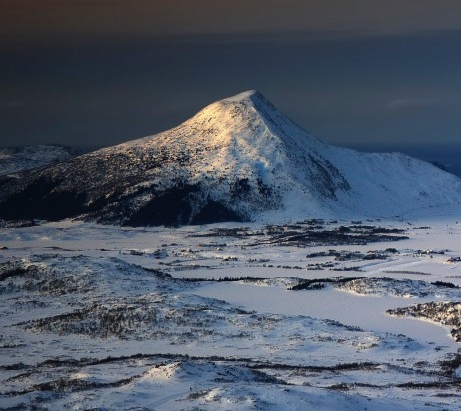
<box><xmin>124</xmin><ymin>184</ymin><xmax>199</xmax><ymax>227</ymax></box>
<box><xmin>191</xmin><ymin>200</ymin><xmax>244</xmax><ymax>225</ymax></box>
<box><xmin>0</xmin><ymin>176</ymin><xmax>86</xmax><ymax>221</ymax></box>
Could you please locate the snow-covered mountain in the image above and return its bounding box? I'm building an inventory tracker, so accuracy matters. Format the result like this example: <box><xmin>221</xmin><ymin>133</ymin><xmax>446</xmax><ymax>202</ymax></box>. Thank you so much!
<box><xmin>0</xmin><ymin>144</ymin><xmax>80</xmax><ymax>176</ymax></box>
<box><xmin>0</xmin><ymin>90</ymin><xmax>460</xmax><ymax>225</ymax></box>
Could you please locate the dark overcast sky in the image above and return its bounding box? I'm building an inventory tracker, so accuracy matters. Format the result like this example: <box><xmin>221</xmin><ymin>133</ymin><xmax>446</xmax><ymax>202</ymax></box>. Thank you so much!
<box><xmin>1</xmin><ymin>1</ymin><xmax>461</xmax><ymax>173</ymax></box>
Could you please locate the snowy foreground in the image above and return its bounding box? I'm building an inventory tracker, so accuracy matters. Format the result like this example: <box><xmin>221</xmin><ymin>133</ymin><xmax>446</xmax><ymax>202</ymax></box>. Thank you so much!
<box><xmin>1</xmin><ymin>217</ymin><xmax>461</xmax><ymax>410</ymax></box>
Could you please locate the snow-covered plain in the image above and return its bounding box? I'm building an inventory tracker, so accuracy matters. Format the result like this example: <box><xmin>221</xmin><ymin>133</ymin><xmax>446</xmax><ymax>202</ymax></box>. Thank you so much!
<box><xmin>1</xmin><ymin>216</ymin><xmax>461</xmax><ymax>410</ymax></box>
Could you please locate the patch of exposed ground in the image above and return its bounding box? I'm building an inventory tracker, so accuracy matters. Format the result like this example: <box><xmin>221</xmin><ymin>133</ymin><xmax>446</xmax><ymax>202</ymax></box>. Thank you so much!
<box><xmin>388</xmin><ymin>302</ymin><xmax>461</xmax><ymax>342</ymax></box>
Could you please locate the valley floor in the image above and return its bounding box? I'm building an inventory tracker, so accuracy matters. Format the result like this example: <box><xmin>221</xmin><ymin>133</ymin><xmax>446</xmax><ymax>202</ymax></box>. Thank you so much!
<box><xmin>1</xmin><ymin>216</ymin><xmax>461</xmax><ymax>410</ymax></box>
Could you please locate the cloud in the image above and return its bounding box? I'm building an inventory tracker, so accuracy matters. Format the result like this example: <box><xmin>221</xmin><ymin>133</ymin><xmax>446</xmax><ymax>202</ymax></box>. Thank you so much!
<box><xmin>2</xmin><ymin>0</ymin><xmax>461</xmax><ymax>45</ymax></box>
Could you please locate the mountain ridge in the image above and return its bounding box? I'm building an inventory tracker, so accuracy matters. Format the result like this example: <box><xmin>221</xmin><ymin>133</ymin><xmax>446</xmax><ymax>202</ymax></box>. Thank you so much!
<box><xmin>0</xmin><ymin>144</ymin><xmax>81</xmax><ymax>176</ymax></box>
<box><xmin>0</xmin><ymin>91</ymin><xmax>460</xmax><ymax>225</ymax></box>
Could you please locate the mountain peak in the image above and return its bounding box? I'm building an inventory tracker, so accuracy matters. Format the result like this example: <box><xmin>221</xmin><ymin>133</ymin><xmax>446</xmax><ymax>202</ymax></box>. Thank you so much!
<box><xmin>196</xmin><ymin>89</ymin><xmax>271</xmax><ymax>118</ymax></box>
<box><xmin>1</xmin><ymin>91</ymin><xmax>461</xmax><ymax>226</ymax></box>
<box><xmin>220</xmin><ymin>89</ymin><xmax>263</xmax><ymax>103</ymax></box>
<box><xmin>188</xmin><ymin>89</ymin><xmax>321</xmax><ymax>151</ymax></box>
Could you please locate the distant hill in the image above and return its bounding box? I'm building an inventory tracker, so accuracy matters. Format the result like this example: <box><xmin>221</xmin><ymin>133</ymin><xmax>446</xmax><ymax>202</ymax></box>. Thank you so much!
<box><xmin>0</xmin><ymin>145</ymin><xmax>81</xmax><ymax>176</ymax></box>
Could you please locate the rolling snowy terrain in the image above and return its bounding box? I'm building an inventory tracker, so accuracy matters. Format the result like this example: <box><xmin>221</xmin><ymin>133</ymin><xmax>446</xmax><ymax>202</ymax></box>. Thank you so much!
<box><xmin>1</xmin><ymin>91</ymin><xmax>460</xmax><ymax>226</ymax></box>
<box><xmin>1</xmin><ymin>217</ymin><xmax>461</xmax><ymax>410</ymax></box>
